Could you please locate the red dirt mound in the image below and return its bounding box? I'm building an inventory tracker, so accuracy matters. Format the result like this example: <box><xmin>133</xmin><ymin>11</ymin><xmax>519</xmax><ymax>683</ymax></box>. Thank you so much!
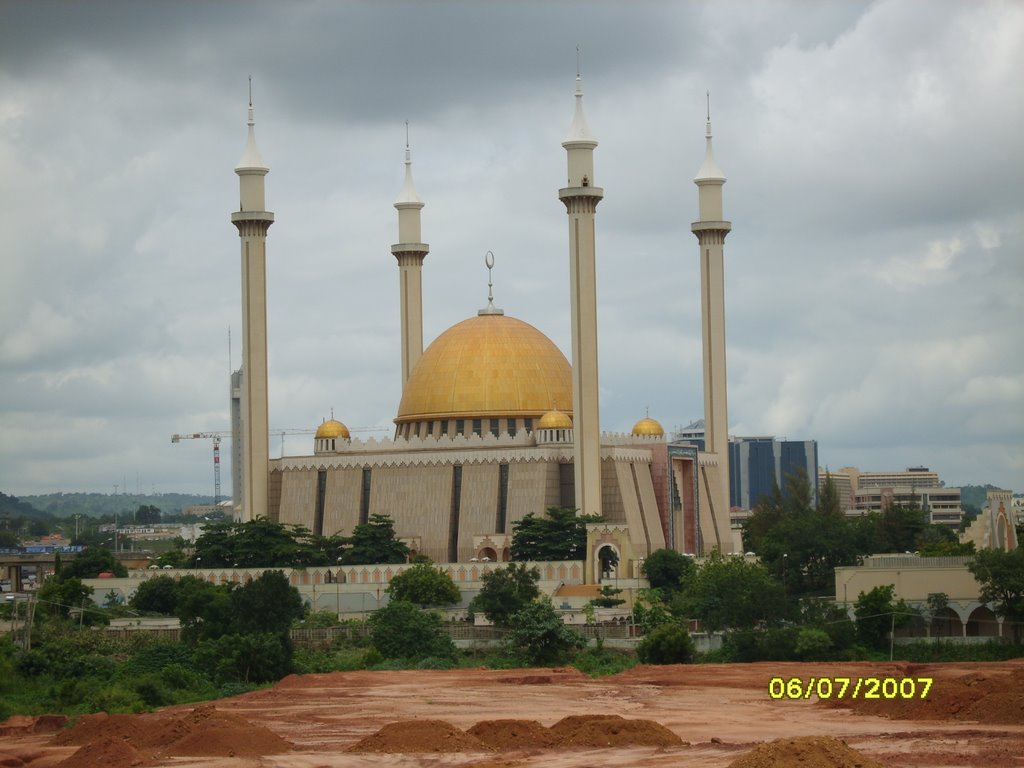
<box><xmin>50</xmin><ymin>713</ymin><xmax>150</xmax><ymax>747</ymax></box>
<box><xmin>467</xmin><ymin>719</ymin><xmax>560</xmax><ymax>748</ymax></box>
<box><xmin>827</xmin><ymin>667</ymin><xmax>1024</xmax><ymax>725</ymax></box>
<box><xmin>727</xmin><ymin>736</ymin><xmax>885</xmax><ymax>768</ymax></box>
<box><xmin>50</xmin><ymin>705</ymin><xmax>291</xmax><ymax>761</ymax></box>
<box><xmin>0</xmin><ymin>715</ymin><xmax>67</xmax><ymax>737</ymax></box>
<box><xmin>548</xmin><ymin>714</ymin><xmax>683</xmax><ymax>747</ymax></box>
<box><xmin>56</xmin><ymin>735</ymin><xmax>151</xmax><ymax>768</ymax></box>
<box><xmin>347</xmin><ymin>719</ymin><xmax>493</xmax><ymax>753</ymax></box>
<box><xmin>153</xmin><ymin>704</ymin><xmax>292</xmax><ymax>757</ymax></box>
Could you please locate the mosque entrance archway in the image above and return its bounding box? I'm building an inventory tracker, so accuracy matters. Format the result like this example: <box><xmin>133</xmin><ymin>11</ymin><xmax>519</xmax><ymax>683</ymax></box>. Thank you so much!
<box><xmin>929</xmin><ymin>607</ymin><xmax>961</xmax><ymax>638</ymax></box>
<box><xmin>967</xmin><ymin>606</ymin><xmax>999</xmax><ymax>637</ymax></box>
<box><xmin>595</xmin><ymin>544</ymin><xmax>619</xmax><ymax>583</ymax></box>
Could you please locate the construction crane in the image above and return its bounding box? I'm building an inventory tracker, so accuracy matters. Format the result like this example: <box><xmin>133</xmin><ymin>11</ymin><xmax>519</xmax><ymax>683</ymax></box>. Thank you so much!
<box><xmin>171</xmin><ymin>431</ymin><xmax>230</xmax><ymax>505</ymax></box>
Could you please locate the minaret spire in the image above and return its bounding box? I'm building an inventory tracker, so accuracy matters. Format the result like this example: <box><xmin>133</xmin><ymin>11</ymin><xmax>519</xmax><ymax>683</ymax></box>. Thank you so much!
<box><xmin>559</xmin><ymin>59</ymin><xmax>604</xmax><ymax>526</ymax></box>
<box><xmin>478</xmin><ymin>250</ymin><xmax>503</xmax><ymax>316</ymax></box>
<box><xmin>391</xmin><ymin>125</ymin><xmax>430</xmax><ymax>392</ymax></box>
<box><xmin>691</xmin><ymin>95</ymin><xmax>732</xmax><ymax>552</ymax></box>
<box><xmin>230</xmin><ymin>81</ymin><xmax>274</xmax><ymax>522</ymax></box>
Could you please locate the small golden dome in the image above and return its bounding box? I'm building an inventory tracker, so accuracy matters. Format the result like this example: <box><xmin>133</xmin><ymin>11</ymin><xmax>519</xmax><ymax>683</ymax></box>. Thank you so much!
<box><xmin>396</xmin><ymin>314</ymin><xmax>571</xmax><ymax>424</ymax></box>
<box><xmin>315</xmin><ymin>419</ymin><xmax>350</xmax><ymax>439</ymax></box>
<box><xmin>538</xmin><ymin>409</ymin><xmax>573</xmax><ymax>429</ymax></box>
<box><xmin>632</xmin><ymin>416</ymin><xmax>664</xmax><ymax>437</ymax></box>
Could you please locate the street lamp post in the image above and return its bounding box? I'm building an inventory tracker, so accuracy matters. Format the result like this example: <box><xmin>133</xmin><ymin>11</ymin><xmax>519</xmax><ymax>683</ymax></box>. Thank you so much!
<box><xmin>782</xmin><ymin>553</ymin><xmax>788</xmax><ymax>597</ymax></box>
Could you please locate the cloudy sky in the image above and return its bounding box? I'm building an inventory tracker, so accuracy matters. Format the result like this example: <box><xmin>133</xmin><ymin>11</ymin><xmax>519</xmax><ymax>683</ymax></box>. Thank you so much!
<box><xmin>1</xmin><ymin>0</ymin><xmax>1021</xmax><ymax>500</ymax></box>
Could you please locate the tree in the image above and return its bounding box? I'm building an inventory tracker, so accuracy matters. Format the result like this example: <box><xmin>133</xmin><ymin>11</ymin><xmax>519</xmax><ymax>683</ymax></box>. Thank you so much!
<box><xmin>338</xmin><ymin>514</ymin><xmax>409</xmax><ymax>565</ymax></box>
<box><xmin>636</xmin><ymin>622</ymin><xmax>696</xmax><ymax>664</ymax></box>
<box><xmin>793</xmin><ymin>628</ymin><xmax>833</xmax><ymax>661</ymax></box>
<box><xmin>681</xmin><ymin>552</ymin><xmax>786</xmax><ymax>632</ymax></box>
<box><xmin>642</xmin><ymin>549</ymin><xmax>696</xmax><ymax>594</ymax></box>
<box><xmin>129</xmin><ymin>575</ymin><xmax>180</xmax><ymax>615</ymax></box>
<box><xmin>368</xmin><ymin>600</ymin><xmax>456</xmax><ymax>661</ymax></box>
<box><xmin>919</xmin><ymin>539</ymin><xmax>975</xmax><ymax>557</ymax></box>
<box><xmin>969</xmin><ymin>548</ymin><xmax>1024</xmax><ymax>642</ymax></box>
<box><xmin>189</xmin><ymin>521</ymin><xmax>235</xmax><ymax>568</ymax></box>
<box><xmin>155</xmin><ymin>548</ymin><xmax>187</xmax><ymax>569</ymax></box>
<box><xmin>231</xmin><ymin>570</ymin><xmax>304</xmax><ymax>636</ymax></box>
<box><xmin>176</xmin><ymin>577</ymin><xmax>235</xmax><ymax>644</ymax></box>
<box><xmin>62</xmin><ymin>547</ymin><xmax>127</xmax><ymax>579</ymax></box>
<box><xmin>877</xmin><ymin>499</ymin><xmax>928</xmax><ymax>553</ymax></box>
<box><xmin>468</xmin><ymin>562</ymin><xmax>540</xmax><ymax>626</ymax></box>
<box><xmin>134</xmin><ymin>505</ymin><xmax>161</xmax><ymax>525</ymax></box>
<box><xmin>502</xmin><ymin>598</ymin><xmax>585</xmax><ymax>666</ymax></box>
<box><xmin>387</xmin><ymin>562</ymin><xmax>461</xmax><ymax>607</ymax></box>
<box><xmin>743</xmin><ymin>471</ymin><xmax>859</xmax><ymax>598</ymax></box>
<box><xmin>853</xmin><ymin>584</ymin><xmax>914</xmax><ymax>650</ymax></box>
<box><xmin>631</xmin><ymin>588</ymin><xmax>673</xmax><ymax>632</ymax></box>
<box><xmin>589</xmin><ymin>584</ymin><xmax>625</xmax><ymax>609</ymax></box>
<box><xmin>511</xmin><ymin>507</ymin><xmax>600</xmax><ymax>562</ymax></box>
<box><xmin>194</xmin><ymin>632</ymin><xmax>292</xmax><ymax>684</ymax></box>
<box><xmin>37</xmin><ymin>577</ymin><xmax>93</xmax><ymax>620</ymax></box>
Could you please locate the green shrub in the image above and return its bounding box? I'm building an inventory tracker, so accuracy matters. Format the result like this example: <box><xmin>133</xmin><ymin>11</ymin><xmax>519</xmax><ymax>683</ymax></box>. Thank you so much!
<box><xmin>85</xmin><ymin>684</ymin><xmax>144</xmax><ymax>714</ymax></box>
<box><xmin>16</xmin><ymin>649</ymin><xmax>50</xmax><ymax>677</ymax></box>
<box><xmin>501</xmin><ymin>599</ymin><xmax>585</xmax><ymax>666</ymax></box>
<box><xmin>118</xmin><ymin>641</ymin><xmax>193</xmax><ymax>678</ymax></box>
<box><xmin>160</xmin><ymin>663</ymin><xmax>214</xmax><ymax>696</ymax></box>
<box><xmin>754</xmin><ymin>626</ymin><xmax>801</xmax><ymax>661</ymax></box>
<box><xmin>795</xmin><ymin>628</ymin><xmax>833</xmax><ymax>661</ymax></box>
<box><xmin>131</xmin><ymin>676</ymin><xmax>171</xmax><ymax>708</ymax></box>
<box><xmin>368</xmin><ymin>601</ymin><xmax>456</xmax><ymax>662</ymax></box>
<box><xmin>572</xmin><ymin>646</ymin><xmax>637</xmax><ymax>677</ymax></box>
<box><xmin>216</xmin><ymin>681</ymin><xmax>256</xmax><ymax>699</ymax></box>
<box><xmin>636</xmin><ymin>623</ymin><xmax>696</xmax><ymax>664</ymax></box>
<box><xmin>416</xmin><ymin>656</ymin><xmax>457</xmax><ymax>670</ymax></box>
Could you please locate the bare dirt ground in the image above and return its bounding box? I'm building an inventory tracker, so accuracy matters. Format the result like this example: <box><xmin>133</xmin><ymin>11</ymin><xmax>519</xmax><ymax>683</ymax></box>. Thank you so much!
<box><xmin>1</xmin><ymin>660</ymin><xmax>1021</xmax><ymax>768</ymax></box>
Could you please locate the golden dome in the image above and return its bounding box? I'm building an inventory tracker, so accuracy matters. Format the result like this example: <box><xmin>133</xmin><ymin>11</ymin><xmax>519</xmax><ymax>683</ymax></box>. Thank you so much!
<box><xmin>538</xmin><ymin>409</ymin><xmax>573</xmax><ymax>429</ymax></box>
<box><xmin>631</xmin><ymin>416</ymin><xmax>664</xmax><ymax>437</ymax></box>
<box><xmin>396</xmin><ymin>314</ymin><xmax>571</xmax><ymax>424</ymax></box>
<box><xmin>315</xmin><ymin>419</ymin><xmax>350</xmax><ymax>439</ymax></box>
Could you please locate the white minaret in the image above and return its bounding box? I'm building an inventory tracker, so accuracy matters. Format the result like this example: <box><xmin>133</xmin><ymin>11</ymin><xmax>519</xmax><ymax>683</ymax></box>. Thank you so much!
<box><xmin>691</xmin><ymin>96</ymin><xmax>731</xmax><ymax>551</ymax></box>
<box><xmin>391</xmin><ymin>125</ymin><xmax>429</xmax><ymax>390</ymax></box>
<box><xmin>230</xmin><ymin>84</ymin><xmax>274</xmax><ymax>523</ymax></box>
<box><xmin>558</xmin><ymin>62</ymin><xmax>604</xmax><ymax>519</ymax></box>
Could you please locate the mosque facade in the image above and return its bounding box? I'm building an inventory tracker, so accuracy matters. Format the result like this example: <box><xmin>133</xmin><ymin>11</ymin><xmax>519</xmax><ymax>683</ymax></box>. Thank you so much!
<box><xmin>231</xmin><ymin>74</ymin><xmax>734</xmax><ymax>577</ymax></box>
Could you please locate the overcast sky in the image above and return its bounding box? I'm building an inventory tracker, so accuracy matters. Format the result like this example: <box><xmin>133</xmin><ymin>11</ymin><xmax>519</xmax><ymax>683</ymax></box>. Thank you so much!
<box><xmin>1</xmin><ymin>0</ymin><xmax>1021</xmax><ymax>500</ymax></box>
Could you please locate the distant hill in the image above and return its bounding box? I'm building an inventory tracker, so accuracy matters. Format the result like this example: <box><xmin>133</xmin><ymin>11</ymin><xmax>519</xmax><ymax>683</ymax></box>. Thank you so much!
<box><xmin>0</xmin><ymin>492</ymin><xmax>53</xmax><ymax>521</ymax></box>
<box><xmin>18</xmin><ymin>492</ymin><xmax>216</xmax><ymax>518</ymax></box>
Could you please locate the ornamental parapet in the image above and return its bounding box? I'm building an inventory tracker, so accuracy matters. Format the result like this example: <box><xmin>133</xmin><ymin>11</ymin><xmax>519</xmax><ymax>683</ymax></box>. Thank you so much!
<box><xmin>273</xmin><ymin>443</ymin><xmax>574</xmax><ymax>472</ymax></box>
<box><xmin>600</xmin><ymin>431</ymin><xmax>666</xmax><ymax>446</ymax></box>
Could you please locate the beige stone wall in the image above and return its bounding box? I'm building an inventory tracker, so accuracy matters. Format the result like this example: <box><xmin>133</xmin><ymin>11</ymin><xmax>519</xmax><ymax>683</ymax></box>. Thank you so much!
<box><xmin>371</xmin><ymin>464</ymin><xmax>453</xmax><ymax>562</ymax></box>
<box><xmin>507</xmin><ymin>461</ymin><xmax>553</xmax><ymax>528</ymax></box>
<box><xmin>835</xmin><ymin>558</ymin><xmax>981</xmax><ymax>605</ymax></box>
<box><xmin>609</xmin><ymin>460</ymin><xmax>666</xmax><ymax>557</ymax></box>
<box><xmin>613</xmin><ymin>460</ymin><xmax>641</xmax><ymax>534</ymax></box>
<box><xmin>323</xmin><ymin>468</ymin><xmax>362</xmax><ymax>537</ymax></box>
<box><xmin>635</xmin><ymin>461</ymin><xmax>667</xmax><ymax>553</ymax></box>
<box><xmin>458</xmin><ymin>463</ymin><xmax>500</xmax><ymax>560</ymax></box>
<box><xmin>279</xmin><ymin>469</ymin><xmax>317</xmax><ymax>527</ymax></box>
<box><xmin>601</xmin><ymin>458</ymin><xmax>625</xmax><ymax>523</ymax></box>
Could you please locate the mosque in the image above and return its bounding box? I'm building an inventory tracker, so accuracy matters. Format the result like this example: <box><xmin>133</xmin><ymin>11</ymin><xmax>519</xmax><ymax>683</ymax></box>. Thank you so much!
<box><xmin>228</xmin><ymin>74</ymin><xmax>736</xmax><ymax>578</ymax></box>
